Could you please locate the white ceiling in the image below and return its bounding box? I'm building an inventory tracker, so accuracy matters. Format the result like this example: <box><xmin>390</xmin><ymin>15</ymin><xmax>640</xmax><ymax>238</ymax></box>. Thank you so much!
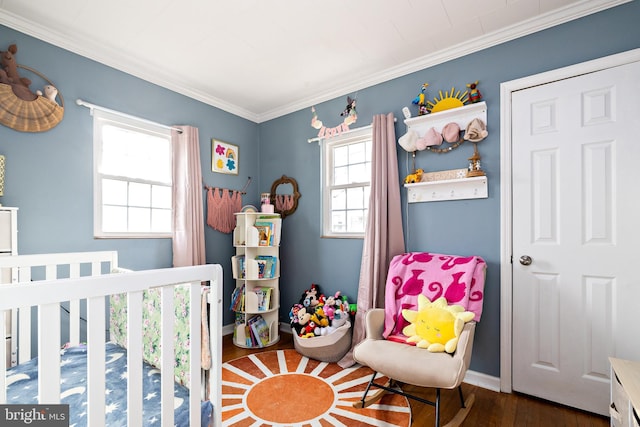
<box><xmin>0</xmin><ymin>0</ymin><xmax>628</xmax><ymax>123</ymax></box>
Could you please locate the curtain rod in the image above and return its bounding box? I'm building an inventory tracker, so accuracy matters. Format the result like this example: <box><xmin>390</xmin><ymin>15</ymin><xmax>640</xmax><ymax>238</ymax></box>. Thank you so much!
<box><xmin>307</xmin><ymin>118</ymin><xmax>397</xmax><ymax>144</ymax></box>
<box><xmin>202</xmin><ymin>176</ymin><xmax>252</xmax><ymax>195</ymax></box>
<box><xmin>75</xmin><ymin>99</ymin><xmax>183</xmax><ymax>133</ymax></box>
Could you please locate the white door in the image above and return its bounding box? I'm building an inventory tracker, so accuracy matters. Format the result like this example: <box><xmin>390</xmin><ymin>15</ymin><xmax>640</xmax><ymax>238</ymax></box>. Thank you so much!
<box><xmin>511</xmin><ymin>60</ymin><xmax>640</xmax><ymax>415</ymax></box>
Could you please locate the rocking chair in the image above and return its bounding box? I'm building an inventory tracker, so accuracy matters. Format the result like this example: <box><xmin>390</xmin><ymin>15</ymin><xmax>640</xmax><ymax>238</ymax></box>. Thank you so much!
<box><xmin>353</xmin><ymin>252</ymin><xmax>486</xmax><ymax>427</ymax></box>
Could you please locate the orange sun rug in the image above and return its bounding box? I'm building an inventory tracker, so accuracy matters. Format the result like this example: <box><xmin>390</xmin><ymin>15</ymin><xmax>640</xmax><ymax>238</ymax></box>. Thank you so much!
<box><xmin>221</xmin><ymin>349</ymin><xmax>411</xmax><ymax>426</ymax></box>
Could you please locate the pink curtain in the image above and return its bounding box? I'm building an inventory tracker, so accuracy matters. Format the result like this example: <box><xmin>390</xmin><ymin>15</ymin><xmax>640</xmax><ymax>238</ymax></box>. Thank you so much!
<box><xmin>339</xmin><ymin>113</ymin><xmax>405</xmax><ymax>367</ymax></box>
<box><xmin>171</xmin><ymin>126</ymin><xmax>206</xmax><ymax>267</ymax></box>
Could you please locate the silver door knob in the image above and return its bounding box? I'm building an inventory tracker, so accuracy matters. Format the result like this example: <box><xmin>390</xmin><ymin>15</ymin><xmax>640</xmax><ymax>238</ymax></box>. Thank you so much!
<box><xmin>519</xmin><ymin>255</ymin><xmax>532</xmax><ymax>266</ymax></box>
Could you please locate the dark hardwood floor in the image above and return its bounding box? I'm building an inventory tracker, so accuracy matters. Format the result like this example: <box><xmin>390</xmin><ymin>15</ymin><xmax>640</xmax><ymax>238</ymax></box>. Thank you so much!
<box><xmin>222</xmin><ymin>331</ymin><xmax>610</xmax><ymax>426</ymax></box>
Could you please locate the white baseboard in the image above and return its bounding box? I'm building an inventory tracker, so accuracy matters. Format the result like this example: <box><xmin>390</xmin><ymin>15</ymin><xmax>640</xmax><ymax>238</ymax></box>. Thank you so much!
<box><xmin>464</xmin><ymin>369</ymin><xmax>501</xmax><ymax>392</ymax></box>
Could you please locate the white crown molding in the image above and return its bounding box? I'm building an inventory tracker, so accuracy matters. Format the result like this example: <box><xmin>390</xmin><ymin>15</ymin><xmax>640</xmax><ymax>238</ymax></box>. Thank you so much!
<box><xmin>0</xmin><ymin>0</ymin><xmax>629</xmax><ymax>123</ymax></box>
<box><xmin>0</xmin><ymin>9</ymin><xmax>261</xmax><ymax>122</ymax></box>
<box><xmin>257</xmin><ymin>0</ymin><xmax>631</xmax><ymax>122</ymax></box>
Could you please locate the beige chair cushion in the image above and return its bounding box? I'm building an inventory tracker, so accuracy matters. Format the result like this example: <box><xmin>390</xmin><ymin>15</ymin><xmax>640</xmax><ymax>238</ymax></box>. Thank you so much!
<box><xmin>353</xmin><ymin>309</ymin><xmax>476</xmax><ymax>389</ymax></box>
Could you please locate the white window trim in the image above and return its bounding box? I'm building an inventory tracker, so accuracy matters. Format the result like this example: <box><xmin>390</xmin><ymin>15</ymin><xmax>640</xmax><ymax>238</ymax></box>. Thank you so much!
<box><xmin>93</xmin><ymin>109</ymin><xmax>172</xmax><ymax>239</ymax></box>
<box><xmin>321</xmin><ymin>126</ymin><xmax>372</xmax><ymax>239</ymax></box>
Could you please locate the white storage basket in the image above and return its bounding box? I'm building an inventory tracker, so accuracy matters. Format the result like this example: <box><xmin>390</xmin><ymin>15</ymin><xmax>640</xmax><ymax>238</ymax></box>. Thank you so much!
<box><xmin>292</xmin><ymin>321</ymin><xmax>352</xmax><ymax>363</ymax></box>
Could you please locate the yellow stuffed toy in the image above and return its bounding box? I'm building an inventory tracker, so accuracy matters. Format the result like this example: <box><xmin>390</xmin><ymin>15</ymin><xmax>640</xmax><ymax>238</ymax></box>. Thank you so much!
<box><xmin>401</xmin><ymin>295</ymin><xmax>474</xmax><ymax>353</ymax></box>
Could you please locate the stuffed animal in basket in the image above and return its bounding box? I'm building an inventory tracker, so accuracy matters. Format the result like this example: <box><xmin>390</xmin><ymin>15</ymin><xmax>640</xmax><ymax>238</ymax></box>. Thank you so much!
<box><xmin>290</xmin><ymin>304</ymin><xmax>314</xmax><ymax>337</ymax></box>
<box><xmin>331</xmin><ymin>308</ymin><xmax>349</xmax><ymax>328</ymax></box>
<box><xmin>292</xmin><ymin>285</ymin><xmax>354</xmax><ymax>337</ymax></box>
<box><xmin>310</xmin><ymin>305</ymin><xmax>329</xmax><ymax>328</ymax></box>
<box><xmin>322</xmin><ymin>291</ymin><xmax>342</xmax><ymax>319</ymax></box>
<box><xmin>301</xmin><ymin>283</ymin><xmax>323</xmax><ymax>308</ymax></box>
<box><xmin>301</xmin><ymin>321</ymin><xmax>316</xmax><ymax>338</ymax></box>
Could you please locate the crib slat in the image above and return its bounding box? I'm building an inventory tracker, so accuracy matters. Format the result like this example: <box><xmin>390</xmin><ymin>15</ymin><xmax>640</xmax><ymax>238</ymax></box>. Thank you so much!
<box><xmin>38</xmin><ymin>303</ymin><xmax>61</xmax><ymax>403</ymax></box>
<box><xmin>208</xmin><ymin>264</ymin><xmax>223</xmax><ymax>426</ymax></box>
<box><xmin>44</xmin><ymin>263</ymin><xmax>56</xmax><ymax>280</ymax></box>
<box><xmin>69</xmin><ymin>262</ymin><xmax>81</xmax><ymax>346</ymax></box>
<box><xmin>87</xmin><ymin>296</ymin><xmax>106</xmax><ymax>427</ymax></box>
<box><xmin>189</xmin><ymin>282</ymin><xmax>201</xmax><ymax>427</ymax></box>
<box><xmin>161</xmin><ymin>286</ymin><xmax>175</xmax><ymax>427</ymax></box>
<box><xmin>18</xmin><ymin>307</ymin><xmax>31</xmax><ymax>364</ymax></box>
<box><xmin>69</xmin><ymin>300</ymin><xmax>80</xmax><ymax>346</ymax></box>
<box><xmin>91</xmin><ymin>261</ymin><xmax>101</xmax><ymax>276</ymax></box>
<box><xmin>16</xmin><ymin>265</ymin><xmax>32</xmax><ymax>283</ymax></box>
<box><xmin>17</xmin><ymin>266</ymin><xmax>32</xmax><ymax>364</ymax></box>
<box><xmin>127</xmin><ymin>291</ymin><xmax>143</xmax><ymax>427</ymax></box>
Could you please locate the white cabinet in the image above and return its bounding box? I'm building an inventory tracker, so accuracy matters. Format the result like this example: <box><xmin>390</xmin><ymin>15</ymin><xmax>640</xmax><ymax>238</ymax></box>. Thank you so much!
<box><xmin>231</xmin><ymin>212</ymin><xmax>281</xmax><ymax>348</ymax></box>
<box><xmin>0</xmin><ymin>206</ymin><xmax>17</xmax><ymax>368</ymax></box>
<box><xmin>610</xmin><ymin>358</ymin><xmax>640</xmax><ymax>427</ymax></box>
<box><xmin>403</xmin><ymin>102</ymin><xmax>488</xmax><ymax>203</ymax></box>
<box><xmin>0</xmin><ymin>206</ymin><xmax>18</xmax><ymax>257</ymax></box>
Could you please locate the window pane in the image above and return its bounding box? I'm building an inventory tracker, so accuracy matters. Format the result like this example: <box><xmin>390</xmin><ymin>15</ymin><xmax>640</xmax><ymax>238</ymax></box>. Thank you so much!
<box><xmin>349</xmin><ymin>142</ymin><xmax>365</xmax><ymax>164</ymax></box>
<box><xmin>347</xmin><ymin>210</ymin><xmax>365</xmax><ymax>233</ymax></box>
<box><xmin>152</xmin><ymin>185</ymin><xmax>172</xmax><ymax>209</ymax></box>
<box><xmin>346</xmin><ymin>187</ymin><xmax>364</xmax><ymax>209</ymax></box>
<box><xmin>129</xmin><ymin>207</ymin><xmax>151</xmax><ymax>232</ymax></box>
<box><xmin>102</xmin><ymin>125</ymin><xmax>171</xmax><ymax>183</ymax></box>
<box><xmin>331</xmin><ymin>189</ymin><xmax>346</xmax><ymax>210</ymax></box>
<box><xmin>322</xmin><ymin>129</ymin><xmax>372</xmax><ymax>238</ymax></box>
<box><xmin>331</xmin><ymin>211</ymin><xmax>346</xmax><ymax>233</ymax></box>
<box><xmin>95</xmin><ymin>111</ymin><xmax>172</xmax><ymax>238</ymax></box>
<box><xmin>129</xmin><ymin>182</ymin><xmax>151</xmax><ymax>207</ymax></box>
<box><xmin>334</xmin><ymin>165</ymin><xmax>348</xmax><ymax>186</ymax></box>
<box><xmin>151</xmin><ymin>208</ymin><xmax>171</xmax><ymax>232</ymax></box>
<box><xmin>102</xmin><ymin>179</ymin><xmax>127</xmax><ymax>205</ymax></box>
<box><xmin>102</xmin><ymin>205</ymin><xmax>127</xmax><ymax>232</ymax></box>
<box><xmin>334</xmin><ymin>145</ymin><xmax>348</xmax><ymax>167</ymax></box>
<box><xmin>349</xmin><ymin>163</ymin><xmax>367</xmax><ymax>184</ymax></box>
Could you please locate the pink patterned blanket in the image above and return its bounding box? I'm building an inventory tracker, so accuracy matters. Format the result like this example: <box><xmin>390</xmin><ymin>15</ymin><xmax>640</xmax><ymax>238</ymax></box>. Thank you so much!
<box><xmin>383</xmin><ymin>252</ymin><xmax>486</xmax><ymax>340</ymax></box>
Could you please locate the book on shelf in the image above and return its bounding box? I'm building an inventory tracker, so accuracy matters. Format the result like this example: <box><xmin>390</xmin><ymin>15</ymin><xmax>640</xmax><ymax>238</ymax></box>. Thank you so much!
<box><xmin>230</xmin><ymin>284</ymin><xmax>245</xmax><ymax>311</ymax></box>
<box><xmin>233</xmin><ymin>313</ymin><xmax>246</xmax><ymax>340</ymax></box>
<box><xmin>244</xmin><ymin>324</ymin><xmax>254</xmax><ymax>347</ymax></box>
<box><xmin>255</xmin><ymin>223</ymin><xmax>271</xmax><ymax>246</ymax></box>
<box><xmin>255</xmin><ymin>255</ymin><xmax>277</xmax><ymax>279</ymax></box>
<box><xmin>233</xmin><ymin>255</ymin><xmax>246</xmax><ymax>279</ymax></box>
<box><xmin>255</xmin><ymin>220</ymin><xmax>277</xmax><ymax>246</ymax></box>
<box><xmin>256</xmin><ymin>259</ymin><xmax>267</xmax><ymax>278</ymax></box>
<box><xmin>248</xmin><ymin>315</ymin><xmax>271</xmax><ymax>347</ymax></box>
<box><xmin>253</xmin><ymin>286</ymin><xmax>273</xmax><ymax>311</ymax></box>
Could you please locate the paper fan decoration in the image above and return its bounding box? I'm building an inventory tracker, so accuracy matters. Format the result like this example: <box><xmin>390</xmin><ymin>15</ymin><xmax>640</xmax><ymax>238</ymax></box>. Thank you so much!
<box><xmin>0</xmin><ymin>83</ymin><xmax>64</xmax><ymax>132</ymax></box>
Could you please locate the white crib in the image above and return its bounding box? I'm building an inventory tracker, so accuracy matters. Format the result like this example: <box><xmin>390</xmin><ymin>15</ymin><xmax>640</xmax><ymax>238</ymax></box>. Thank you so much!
<box><xmin>0</xmin><ymin>251</ymin><xmax>223</xmax><ymax>427</ymax></box>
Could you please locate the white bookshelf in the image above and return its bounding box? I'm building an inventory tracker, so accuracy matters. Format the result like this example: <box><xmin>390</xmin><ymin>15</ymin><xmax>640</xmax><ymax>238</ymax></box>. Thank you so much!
<box><xmin>231</xmin><ymin>212</ymin><xmax>281</xmax><ymax>348</ymax></box>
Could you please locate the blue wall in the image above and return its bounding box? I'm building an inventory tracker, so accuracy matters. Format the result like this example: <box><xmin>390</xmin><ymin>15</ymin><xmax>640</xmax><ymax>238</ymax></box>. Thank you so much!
<box><xmin>1</xmin><ymin>1</ymin><xmax>638</xmax><ymax>378</ymax></box>
<box><xmin>0</xmin><ymin>24</ymin><xmax>258</xmax><ymax>298</ymax></box>
<box><xmin>259</xmin><ymin>2</ymin><xmax>640</xmax><ymax>377</ymax></box>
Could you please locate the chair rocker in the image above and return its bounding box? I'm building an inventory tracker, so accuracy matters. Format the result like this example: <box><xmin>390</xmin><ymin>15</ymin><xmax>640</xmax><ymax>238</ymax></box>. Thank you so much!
<box><xmin>352</xmin><ymin>252</ymin><xmax>486</xmax><ymax>427</ymax></box>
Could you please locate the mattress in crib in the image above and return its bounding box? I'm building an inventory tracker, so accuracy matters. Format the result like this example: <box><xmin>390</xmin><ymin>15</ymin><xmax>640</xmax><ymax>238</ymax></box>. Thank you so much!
<box><xmin>5</xmin><ymin>342</ymin><xmax>212</xmax><ymax>427</ymax></box>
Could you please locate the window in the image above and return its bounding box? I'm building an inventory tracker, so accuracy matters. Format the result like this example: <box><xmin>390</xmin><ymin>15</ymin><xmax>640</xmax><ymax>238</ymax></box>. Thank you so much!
<box><xmin>93</xmin><ymin>110</ymin><xmax>172</xmax><ymax>238</ymax></box>
<box><xmin>321</xmin><ymin>127</ymin><xmax>372</xmax><ymax>238</ymax></box>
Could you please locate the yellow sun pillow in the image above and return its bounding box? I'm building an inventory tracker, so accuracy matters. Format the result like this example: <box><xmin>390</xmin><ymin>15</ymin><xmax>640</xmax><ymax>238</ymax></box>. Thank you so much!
<box><xmin>401</xmin><ymin>295</ymin><xmax>474</xmax><ymax>353</ymax></box>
